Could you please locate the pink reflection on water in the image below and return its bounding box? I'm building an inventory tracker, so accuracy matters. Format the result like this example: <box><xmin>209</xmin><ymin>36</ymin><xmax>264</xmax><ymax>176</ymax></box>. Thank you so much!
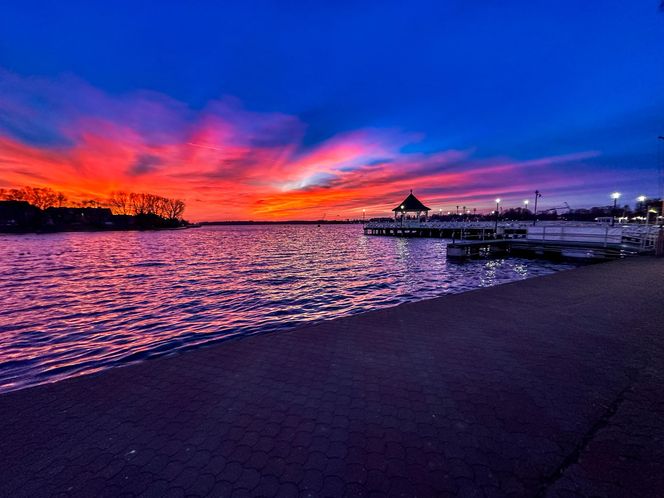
<box><xmin>0</xmin><ymin>225</ymin><xmax>578</xmax><ymax>393</ymax></box>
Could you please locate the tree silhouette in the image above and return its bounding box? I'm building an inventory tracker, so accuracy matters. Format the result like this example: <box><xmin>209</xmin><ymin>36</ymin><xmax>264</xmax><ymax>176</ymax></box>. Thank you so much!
<box><xmin>1</xmin><ymin>186</ymin><xmax>186</xmax><ymax>220</ymax></box>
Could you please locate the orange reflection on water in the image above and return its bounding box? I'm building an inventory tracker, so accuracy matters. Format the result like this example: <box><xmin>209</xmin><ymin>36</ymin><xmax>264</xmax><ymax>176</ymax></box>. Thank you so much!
<box><xmin>0</xmin><ymin>225</ymin><xmax>578</xmax><ymax>393</ymax></box>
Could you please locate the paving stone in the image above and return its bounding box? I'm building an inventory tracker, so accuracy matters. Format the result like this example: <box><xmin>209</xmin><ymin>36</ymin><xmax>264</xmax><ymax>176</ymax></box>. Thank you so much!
<box><xmin>0</xmin><ymin>258</ymin><xmax>663</xmax><ymax>497</ymax></box>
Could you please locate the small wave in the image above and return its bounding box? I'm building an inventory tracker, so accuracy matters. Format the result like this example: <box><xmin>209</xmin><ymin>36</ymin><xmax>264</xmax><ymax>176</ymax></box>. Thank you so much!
<box><xmin>0</xmin><ymin>225</ymin><xmax>579</xmax><ymax>393</ymax></box>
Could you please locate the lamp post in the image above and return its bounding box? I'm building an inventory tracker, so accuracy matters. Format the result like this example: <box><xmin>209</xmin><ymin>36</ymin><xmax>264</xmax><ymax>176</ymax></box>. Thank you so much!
<box><xmin>611</xmin><ymin>192</ymin><xmax>621</xmax><ymax>209</ymax></box>
<box><xmin>533</xmin><ymin>190</ymin><xmax>541</xmax><ymax>225</ymax></box>
<box><xmin>494</xmin><ymin>198</ymin><xmax>501</xmax><ymax>233</ymax></box>
<box><xmin>611</xmin><ymin>192</ymin><xmax>621</xmax><ymax>226</ymax></box>
<box><xmin>637</xmin><ymin>195</ymin><xmax>646</xmax><ymax>220</ymax></box>
<box><xmin>362</xmin><ymin>209</ymin><xmax>365</xmax><ymax>223</ymax></box>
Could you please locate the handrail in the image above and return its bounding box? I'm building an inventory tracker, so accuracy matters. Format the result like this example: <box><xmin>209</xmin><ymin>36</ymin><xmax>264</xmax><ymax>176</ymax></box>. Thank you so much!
<box><xmin>364</xmin><ymin>221</ymin><xmax>660</xmax><ymax>251</ymax></box>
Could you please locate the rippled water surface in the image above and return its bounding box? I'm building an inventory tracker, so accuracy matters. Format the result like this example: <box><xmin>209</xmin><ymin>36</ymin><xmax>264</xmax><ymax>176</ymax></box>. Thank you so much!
<box><xmin>0</xmin><ymin>225</ymin><xmax>579</xmax><ymax>392</ymax></box>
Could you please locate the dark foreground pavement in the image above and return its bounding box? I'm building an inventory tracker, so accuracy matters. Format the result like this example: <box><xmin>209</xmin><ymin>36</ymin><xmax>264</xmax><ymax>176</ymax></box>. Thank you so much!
<box><xmin>1</xmin><ymin>257</ymin><xmax>664</xmax><ymax>498</ymax></box>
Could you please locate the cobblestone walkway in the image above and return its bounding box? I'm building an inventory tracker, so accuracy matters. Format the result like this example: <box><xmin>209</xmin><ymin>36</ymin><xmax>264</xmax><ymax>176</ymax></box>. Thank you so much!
<box><xmin>1</xmin><ymin>257</ymin><xmax>663</xmax><ymax>497</ymax></box>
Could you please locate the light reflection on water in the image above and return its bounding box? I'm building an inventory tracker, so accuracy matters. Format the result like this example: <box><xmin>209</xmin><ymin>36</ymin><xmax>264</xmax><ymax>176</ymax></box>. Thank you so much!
<box><xmin>0</xmin><ymin>225</ymin><xmax>578</xmax><ymax>393</ymax></box>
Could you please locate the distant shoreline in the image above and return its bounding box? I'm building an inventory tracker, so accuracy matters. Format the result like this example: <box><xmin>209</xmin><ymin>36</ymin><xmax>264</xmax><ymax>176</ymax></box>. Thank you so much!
<box><xmin>0</xmin><ymin>225</ymin><xmax>200</xmax><ymax>235</ymax></box>
<box><xmin>199</xmin><ymin>220</ymin><xmax>363</xmax><ymax>225</ymax></box>
<box><xmin>0</xmin><ymin>222</ymin><xmax>365</xmax><ymax>234</ymax></box>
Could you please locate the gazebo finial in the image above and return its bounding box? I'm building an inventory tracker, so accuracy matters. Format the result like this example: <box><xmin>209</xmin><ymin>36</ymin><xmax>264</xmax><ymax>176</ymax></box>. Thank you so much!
<box><xmin>410</xmin><ymin>189</ymin><xmax>413</xmax><ymax>194</ymax></box>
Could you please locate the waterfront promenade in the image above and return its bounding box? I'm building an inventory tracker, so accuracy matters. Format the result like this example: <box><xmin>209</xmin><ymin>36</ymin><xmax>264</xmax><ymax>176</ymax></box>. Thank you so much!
<box><xmin>1</xmin><ymin>258</ymin><xmax>663</xmax><ymax>497</ymax></box>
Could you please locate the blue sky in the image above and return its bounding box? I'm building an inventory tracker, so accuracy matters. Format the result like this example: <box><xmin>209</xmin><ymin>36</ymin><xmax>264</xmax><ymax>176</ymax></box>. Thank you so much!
<box><xmin>1</xmin><ymin>0</ymin><xmax>663</xmax><ymax>219</ymax></box>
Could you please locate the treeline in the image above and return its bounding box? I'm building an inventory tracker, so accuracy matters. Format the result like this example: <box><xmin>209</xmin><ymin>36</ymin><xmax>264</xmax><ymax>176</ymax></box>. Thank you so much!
<box><xmin>0</xmin><ymin>186</ymin><xmax>68</xmax><ymax>210</ymax></box>
<box><xmin>108</xmin><ymin>192</ymin><xmax>185</xmax><ymax>220</ymax></box>
<box><xmin>0</xmin><ymin>186</ymin><xmax>186</xmax><ymax>220</ymax></box>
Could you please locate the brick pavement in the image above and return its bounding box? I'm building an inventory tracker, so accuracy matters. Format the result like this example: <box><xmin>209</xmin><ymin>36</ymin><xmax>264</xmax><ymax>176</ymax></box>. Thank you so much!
<box><xmin>1</xmin><ymin>257</ymin><xmax>663</xmax><ymax>497</ymax></box>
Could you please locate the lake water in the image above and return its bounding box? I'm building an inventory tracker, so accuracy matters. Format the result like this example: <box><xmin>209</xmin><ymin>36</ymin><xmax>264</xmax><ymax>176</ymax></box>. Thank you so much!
<box><xmin>0</xmin><ymin>225</ymin><xmax>578</xmax><ymax>393</ymax></box>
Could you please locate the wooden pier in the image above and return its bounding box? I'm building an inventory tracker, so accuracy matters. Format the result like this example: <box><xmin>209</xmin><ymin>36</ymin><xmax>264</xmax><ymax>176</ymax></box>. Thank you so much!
<box><xmin>365</xmin><ymin>221</ymin><xmax>662</xmax><ymax>261</ymax></box>
<box><xmin>363</xmin><ymin>221</ymin><xmax>527</xmax><ymax>240</ymax></box>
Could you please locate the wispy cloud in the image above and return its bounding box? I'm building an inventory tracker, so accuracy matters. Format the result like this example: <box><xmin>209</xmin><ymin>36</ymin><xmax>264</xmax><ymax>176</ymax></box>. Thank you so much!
<box><xmin>0</xmin><ymin>68</ymin><xmax>627</xmax><ymax>220</ymax></box>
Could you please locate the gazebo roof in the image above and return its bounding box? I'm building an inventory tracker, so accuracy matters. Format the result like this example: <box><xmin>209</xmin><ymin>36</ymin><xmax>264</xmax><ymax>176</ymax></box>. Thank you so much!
<box><xmin>392</xmin><ymin>190</ymin><xmax>431</xmax><ymax>212</ymax></box>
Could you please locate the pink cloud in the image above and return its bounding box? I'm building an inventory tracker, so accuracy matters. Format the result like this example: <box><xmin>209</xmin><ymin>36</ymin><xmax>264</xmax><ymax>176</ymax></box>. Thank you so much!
<box><xmin>0</xmin><ymin>68</ymin><xmax>615</xmax><ymax>220</ymax></box>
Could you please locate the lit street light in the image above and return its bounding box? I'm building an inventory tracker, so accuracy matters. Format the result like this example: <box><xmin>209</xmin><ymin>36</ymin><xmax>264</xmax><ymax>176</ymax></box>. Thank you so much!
<box><xmin>494</xmin><ymin>198</ymin><xmax>501</xmax><ymax>233</ymax></box>
<box><xmin>611</xmin><ymin>192</ymin><xmax>621</xmax><ymax>209</ymax></box>
<box><xmin>610</xmin><ymin>192</ymin><xmax>621</xmax><ymax>226</ymax></box>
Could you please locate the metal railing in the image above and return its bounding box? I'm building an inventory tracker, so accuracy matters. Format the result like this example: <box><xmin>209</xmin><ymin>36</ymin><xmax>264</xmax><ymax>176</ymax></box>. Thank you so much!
<box><xmin>365</xmin><ymin>221</ymin><xmax>529</xmax><ymax>229</ymax></box>
<box><xmin>365</xmin><ymin>221</ymin><xmax>662</xmax><ymax>251</ymax></box>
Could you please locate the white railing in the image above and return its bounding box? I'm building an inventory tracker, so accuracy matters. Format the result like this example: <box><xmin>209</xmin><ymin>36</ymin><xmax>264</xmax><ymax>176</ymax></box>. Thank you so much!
<box><xmin>621</xmin><ymin>225</ymin><xmax>661</xmax><ymax>250</ymax></box>
<box><xmin>527</xmin><ymin>224</ymin><xmax>661</xmax><ymax>250</ymax></box>
<box><xmin>364</xmin><ymin>220</ymin><xmax>663</xmax><ymax>251</ymax></box>
<box><xmin>526</xmin><ymin>225</ymin><xmax>622</xmax><ymax>245</ymax></box>
<box><xmin>365</xmin><ymin>221</ymin><xmax>529</xmax><ymax>229</ymax></box>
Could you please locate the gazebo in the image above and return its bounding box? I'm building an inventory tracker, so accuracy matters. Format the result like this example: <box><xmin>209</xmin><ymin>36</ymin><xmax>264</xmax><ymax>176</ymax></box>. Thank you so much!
<box><xmin>392</xmin><ymin>190</ymin><xmax>431</xmax><ymax>220</ymax></box>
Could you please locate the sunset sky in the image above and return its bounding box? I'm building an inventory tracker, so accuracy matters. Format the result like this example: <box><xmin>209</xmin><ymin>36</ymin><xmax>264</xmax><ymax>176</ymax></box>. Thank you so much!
<box><xmin>1</xmin><ymin>1</ymin><xmax>663</xmax><ymax>221</ymax></box>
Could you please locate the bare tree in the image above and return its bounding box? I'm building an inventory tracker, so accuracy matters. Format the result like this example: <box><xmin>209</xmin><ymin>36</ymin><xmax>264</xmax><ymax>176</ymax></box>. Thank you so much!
<box><xmin>4</xmin><ymin>188</ymin><xmax>27</xmax><ymax>201</ymax></box>
<box><xmin>164</xmin><ymin>198</ymin><xmax>186</xmax><ymax>220</ymax></box>
<box><xmin>3</xmin><ymin>185</ymin><xmax>185</xmax><ymax>220</ymax></box>
<box><xmin>109</xmin><ymin>191</ymin><xmax>131</xmax><ymax>215</ymax></box>
<box><xmin>19</xmin><ymin>187</ymin><xmax>59</xmax><ymax>209</ymax></box>
<box><xmin>55</xmin><ymin>192</ymin><xmax>67</xmax><ymax>207</ymax></box>
<box><xmin>130</xmin><ymin>193</ymin><xmax>147</xmax><ymax>215</ymax></box>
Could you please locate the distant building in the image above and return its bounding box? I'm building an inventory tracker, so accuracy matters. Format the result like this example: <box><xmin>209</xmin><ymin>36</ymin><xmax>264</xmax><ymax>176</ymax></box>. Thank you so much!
<box><xmin>0</xmin><ymin>201</ymin><xmax>41</xmax><ymax>229</ymax></box>
<box><xmin>44</xmin><ymin>207</ymin><xmax>113</xmax><ymax>228</ymax></box>
<box><xmin>392</xmin><ymin>190</ymin><xmax>431</xmax><ymax>220</ymax></box>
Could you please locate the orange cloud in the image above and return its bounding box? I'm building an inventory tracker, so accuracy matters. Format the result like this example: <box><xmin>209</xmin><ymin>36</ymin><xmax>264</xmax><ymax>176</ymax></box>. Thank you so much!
<box><xmin>0</xmin><ymin>69</ymin><xmax>606</xmax><ymax>220</ymax></box>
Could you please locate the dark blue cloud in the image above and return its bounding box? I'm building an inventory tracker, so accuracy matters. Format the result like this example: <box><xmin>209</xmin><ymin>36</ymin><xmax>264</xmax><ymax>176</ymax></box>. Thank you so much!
<box><xmin>0</xmin><ymin>0</ymin><xmax>663</xmax><ymax>202</ymax></box>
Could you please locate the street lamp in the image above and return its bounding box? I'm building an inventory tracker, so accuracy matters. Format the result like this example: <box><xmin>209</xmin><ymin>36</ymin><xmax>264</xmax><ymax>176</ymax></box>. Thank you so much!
<box><xmin>637</xmin><ymin>196</ymin><xmax>646</xmax><ymax>221</ymax></box>
<box><xmin>611</xmin><ymin>192</ymin><xmax>621</xmax><ymax>209</ymax></box>
<box><xmin>533</xmin><ymin>190</ymin><xmax>542</xmax><ymax>225</ymax></box>
<box><xmin>362</xmin><ymin>209</ymin><xmax>366</xmax><ymax>223</ymax></box>
<box><xmin>610</xmin><ymin>192</ymin><xmax>621</xmax><ymax>226</ymax></box>
<box><xmin>494</xmin><ymin>198</ymin><xmax>501</xmax><ymax>233</ymax></box>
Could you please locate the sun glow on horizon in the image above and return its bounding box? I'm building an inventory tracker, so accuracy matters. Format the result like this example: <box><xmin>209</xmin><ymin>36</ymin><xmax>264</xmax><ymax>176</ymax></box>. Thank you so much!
<box><xmin>0</xmin><ymin>69</ymin><xmax>649</xmax><ymax>221</ymax></box>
